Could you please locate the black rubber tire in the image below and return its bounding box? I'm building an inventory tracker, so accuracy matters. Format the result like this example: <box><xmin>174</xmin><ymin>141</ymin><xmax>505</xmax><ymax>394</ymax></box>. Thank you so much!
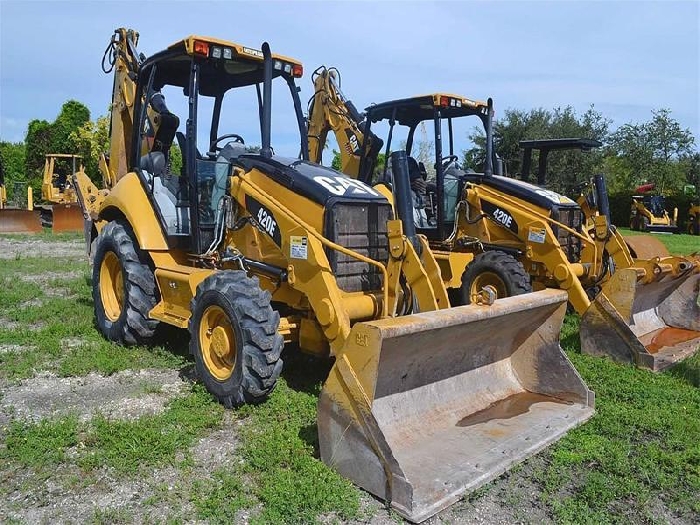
<box><xmin>690</xmin><ymin>218</ymin><xmax>699</xmax><ymax>236</ymax></box>
<box><xmin>641</xmin><ymin>216</ymin><xmax>650</xmax><ymax>232</ymax></box>
<box><xmin>458</xmin><ymin>251</ymin><xmax>532</xmax><ymax>305</ymax></box>
<box><xmin>189</xmin><ymin>271</ymin><xmax>283</xmax><ymax>408</ymax></box>
<box><xmin>92</xmin><ymin>221</ymin><xmax>159</xmax><ymax>345</ymax></box>
<box><xmin>630</xmin><ymin>216</ymin><xmax>639</xmax><ymax>231</ymax></box>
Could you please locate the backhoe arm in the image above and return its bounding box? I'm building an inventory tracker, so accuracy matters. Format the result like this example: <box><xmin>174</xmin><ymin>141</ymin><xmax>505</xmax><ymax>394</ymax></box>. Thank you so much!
<box><xmin>307</xmin><ymin>67</ymin><xmax>382</xmax><ymax>181</ymax></box>
<box><xmin>101</xmin><ymin>28</ymin><xmax>143</xmax><ymax>188</ymax></box>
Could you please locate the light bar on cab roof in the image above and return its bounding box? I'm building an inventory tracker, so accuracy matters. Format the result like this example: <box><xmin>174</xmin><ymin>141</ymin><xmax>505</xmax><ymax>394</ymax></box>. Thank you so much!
<box><xmin>439</xmin><ymin>96</ymin><xmax>463</xmax><ymax>108</ymax></box>
<box><xmin>192</xmin><ymin>39</ymin><xmax>303</xmax><ymax>77</ymax></box>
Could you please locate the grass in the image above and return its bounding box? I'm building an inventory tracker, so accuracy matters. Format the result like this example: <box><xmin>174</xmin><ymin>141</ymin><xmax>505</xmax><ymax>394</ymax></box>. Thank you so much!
<box><xmin>79</xmin><ymin>386</ymin><xmax>223</xmax><ymax>473</ymax></box>
<box><xmin>618</xmin><ymin>227</ymin><xmax>699</xmax><ymax>256</ymax></box>
<box><xmin>0</xmin><ymin>233</ymin><xmax>699</xmax><ymax>523</ymax></box>
<box><xmin>0</xmin><ymin>229</ymin><xmax>83</xmax><ymax>241</ymax></box>
<box><xmin>544</xmin><ymin>316</ymin><xmax>700</xmax><ymax>522</ymax></box>
<box><xmin>3</xmin><ymin>416</ymin><xmax>79</xmax><ymax>467</ymax></box>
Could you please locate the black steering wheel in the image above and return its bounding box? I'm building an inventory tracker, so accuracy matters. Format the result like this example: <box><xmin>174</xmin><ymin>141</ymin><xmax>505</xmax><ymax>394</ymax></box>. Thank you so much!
<box><xmin>209</xmin><ymin>133</ymin><xmax>245</xmax><ymax>153</ymax></box>
<box><xmin>441</xmin><ymin>155</ymin><xmax>460</xmax><ymax>171</ymax></box>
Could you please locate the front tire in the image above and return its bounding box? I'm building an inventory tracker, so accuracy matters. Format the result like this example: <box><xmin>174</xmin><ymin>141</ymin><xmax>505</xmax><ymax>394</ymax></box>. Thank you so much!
<box><xmin>92</xmin><ymin>221</ymin><xmax>159</xmax><ymax>345</ymax></box>
<box><xmin>458</xmin><ymin>251</ymin><xmax>532</xmax><ymax>305</ymax></box>
<box><xmin>190</xmin><ymin>271</ymin><xmax>283</xmax><ymax>408</ymax></box>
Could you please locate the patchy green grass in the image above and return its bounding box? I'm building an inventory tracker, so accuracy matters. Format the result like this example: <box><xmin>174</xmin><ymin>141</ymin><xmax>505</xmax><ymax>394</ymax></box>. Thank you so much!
<box><xmin>236</xmin><ymin>351</ymin><xmax>361</xmax><ymax>524</ymax></box>
<box><xmin>80</xmin><ymin>386</ymin><xmax>223</xmax><ymax>474</ymax></box>
<box><xmin>545</xmin><ymin>315</ymin><xmax>700</xmax><ymax>522</ymax></box>
<box><xmin>619</xmin><ymin>227</ymin><xmax>699</xmax><ymax>256</ymax></box>
<box><xmin>0</xmin><ymin>230</ymin><xmax>83</xmax><ymax>241</ymax></box>
<box><xmin>3</xmin><ymin>416</ymin><xmax>79</xmax><ymax>467</ymax></box>
<box><xmin>190</xmin><ymin>468</ymin><xmax>254</xmax><ymax>523</ymax></box>
<box><xmin>1</xmin><ymin>233</ymin><xmax>699</xmax><ymax>523</ymax></box>
<box><xmin>0</xmin><ymin>256</ymin><xmax>185</xmax><ymax>381</ymax></box>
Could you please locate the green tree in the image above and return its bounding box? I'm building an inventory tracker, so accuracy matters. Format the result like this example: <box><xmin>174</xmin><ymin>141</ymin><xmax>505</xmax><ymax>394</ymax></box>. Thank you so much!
<box><xmin>464</xmin><ymin>105</ymin><xmax>610</xmax><ymax>194</ymax></box>
<box><xmin>24</xmin><ymin>119</ymin><xmax>53</xmax><ymax>194</ymax></box>
<box><xmin>51</xmin><ymin>100</ymin><xmax>90</xmax><ymax>155</ymax></box>
<box><xmin>608</xmin><ymin>108</ymin><xmax>695</xmax><ymax>194</ymax></box>
<box><xmin>0</xmin><ymin>141</ymin><xmax>27</xmax><ymax>200</ymax></box>
<box><xmin>70</xmin><ymin>114</ymin><xmax>110</xmax><ymax>184</ymax></box>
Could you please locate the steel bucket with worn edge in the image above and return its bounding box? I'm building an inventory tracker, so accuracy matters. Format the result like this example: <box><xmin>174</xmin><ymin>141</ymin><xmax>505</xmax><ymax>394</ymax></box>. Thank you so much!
<box><xmin>318</xmin><ymin>288</ymin><xmax>595</xmax><ymax>523</ymax></box>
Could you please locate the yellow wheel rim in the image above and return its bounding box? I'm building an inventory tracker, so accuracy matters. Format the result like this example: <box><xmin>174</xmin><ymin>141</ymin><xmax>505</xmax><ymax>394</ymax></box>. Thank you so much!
<box><xmin>470</xmin><ymin>271</ymin><xmax>507</xmax><ymax>303</ymax></box>
<box><xmin>199</xmin><ymin>305</ymin><xmax>237</xmax><ymax>381</ymax></box>
<box><xmin>100</xmin><ymin>251</ymin><xmax>125</xmax><ymax>322</ymax></box>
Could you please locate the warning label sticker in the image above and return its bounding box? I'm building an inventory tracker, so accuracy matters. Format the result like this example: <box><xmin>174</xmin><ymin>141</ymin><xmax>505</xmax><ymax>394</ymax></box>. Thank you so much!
<box><xmin>528</xmin><ymin>227</ymin><xmax>546</xmax><ymax>244</ymax></box>
<box><xmin>290</xmin><ymin>236</ymin><xmax>308</xmax><ymax>259</ymax></box>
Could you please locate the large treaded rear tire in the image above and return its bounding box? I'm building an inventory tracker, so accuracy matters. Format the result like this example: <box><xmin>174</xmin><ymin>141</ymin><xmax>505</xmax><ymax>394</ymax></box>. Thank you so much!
<box><xmin>458</xmin><ymin>251</ymin><xmax>532</xmax><ymax>305</ymax></box>
<box><xmin>92</xmin><ymin>220</ymin><xmax>159</xmax><ymax>345</ymax></box>
<box><xmin>189</xmin><ymin>271</ymin><xmax>283</xmax><ymax>408</ymax></box>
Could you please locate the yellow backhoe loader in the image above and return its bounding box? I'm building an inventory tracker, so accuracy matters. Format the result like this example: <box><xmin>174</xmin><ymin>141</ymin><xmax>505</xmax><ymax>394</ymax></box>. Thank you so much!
<box><xmin>71</xmin><ymin>30</ymin><xmax>594</xmax><ymax>522</ymax></box>
<box><xmin>36</xmin><ymin>154</ymin><xmax>85</xmax><ymax>232</ymax></box>
<box><xmin>0</xmin><ymin>157</ymin><xmax>42</xmax><ymax>234</ymax></box>
<box><xmin>307</xmin><ymin>66</ymin><xmax>700</xmax><ymax>372</ymax></box>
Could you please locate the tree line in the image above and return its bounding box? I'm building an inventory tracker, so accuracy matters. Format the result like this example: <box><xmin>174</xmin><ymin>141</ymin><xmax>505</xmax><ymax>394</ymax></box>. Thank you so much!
<box><xmin>2</xmin><ymin>100</ymin><xmax>698</xmax><ymax>209</ymax></box>
<box><xmin>465</xmin><ymin>105</ymin><xmax>698</xmax><ymax>197</ymax></box>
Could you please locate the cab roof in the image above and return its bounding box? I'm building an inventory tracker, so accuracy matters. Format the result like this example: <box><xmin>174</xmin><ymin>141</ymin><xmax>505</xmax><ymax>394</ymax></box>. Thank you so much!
<box><xmin>168</xmin><ymin>35</ymin><xmax>302</xmax><ymax>67</ymax></box>
<box><xmin>144</xmin><ymin>36</ymin><xmax>303</xmax><ymax>97</ymax></box>
<box><xmin>366</xmin><ymin>94</ymin><xmax>488</xmax><ymax>126</ymax></box>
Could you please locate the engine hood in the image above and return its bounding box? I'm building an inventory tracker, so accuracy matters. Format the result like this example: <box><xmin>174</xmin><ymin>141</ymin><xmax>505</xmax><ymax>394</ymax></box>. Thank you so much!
<box><xmin>235</xmin><ymin>155</ymin><xmax>388</xmax><ymax>207</ymax></box>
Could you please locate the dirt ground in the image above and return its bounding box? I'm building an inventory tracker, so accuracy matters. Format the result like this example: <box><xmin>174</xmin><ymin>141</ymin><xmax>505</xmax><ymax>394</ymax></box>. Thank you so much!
<box><xmin>0</xmin><ymin>236</ymin><xmax>557</xmax><ymax>524</ymax></box>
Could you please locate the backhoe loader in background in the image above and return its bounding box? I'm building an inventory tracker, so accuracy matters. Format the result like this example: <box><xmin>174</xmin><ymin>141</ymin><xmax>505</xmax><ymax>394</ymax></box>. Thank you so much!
<box><xmin>71</xmin><ymin>29</ymin><xmax>594</xmax><ymax>522</ymax></box>
<box><xmin>0</xmin><ymin>157</ymin><xmax>42</xmax><ymax>233</ymax></box>
<box><xmin>307</xmin><ymin>66</ymin><xmax>700</xmax><ymax>371</ymax></box>
<box><xmin>35</xmin><ymin>154</ymin><xmax>85</xmax><ymax>232</ymax></box>
<box><xmin>629</xmin><ymin>183</ymin><xmax>678</xmax><ymax>233</ymax></box>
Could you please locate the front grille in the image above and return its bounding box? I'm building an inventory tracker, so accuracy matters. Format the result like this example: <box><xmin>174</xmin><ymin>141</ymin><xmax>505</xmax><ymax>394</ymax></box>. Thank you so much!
<box><xmin>325</xmin><ymin>202</ymin><xmax>392</xmax><ymax>293</ymax></box>
<box><xmin>551</xmin><ymin>206</ymin><xmax>583</xmax><ymax>263</ymax></box>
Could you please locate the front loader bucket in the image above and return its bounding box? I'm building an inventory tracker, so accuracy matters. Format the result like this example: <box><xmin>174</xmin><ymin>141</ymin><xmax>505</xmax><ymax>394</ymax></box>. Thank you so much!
<box><xmin>318</xmin><ymin>289</ymin><xmax>594</xmax><ymax>523</ymax></box>
<box><xmin>51</xmin><ymin>204</ymin><xmax>85</xmax><ymax>233</ymax></box>
<box><xmin>0</xmin><ymin>209</ymin><xmax>42</xmax><ymax>234</ymax></box>
<box><xmin>581</xmin><ymin>267</ymin><xmax>700</xmax><ymax>371</ymax></box>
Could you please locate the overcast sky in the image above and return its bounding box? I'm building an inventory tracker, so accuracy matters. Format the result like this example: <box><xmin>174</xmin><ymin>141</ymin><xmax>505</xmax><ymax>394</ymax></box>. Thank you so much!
<box><xmin>1</xmin><ymin>0</ymin><xmax>698</xmax><ymax>155</ymax></box>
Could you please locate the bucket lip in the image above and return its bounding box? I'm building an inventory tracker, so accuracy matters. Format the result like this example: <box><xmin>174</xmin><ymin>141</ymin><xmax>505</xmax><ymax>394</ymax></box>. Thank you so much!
<box><xmin>363</xmin><ymin>288</ymin><xmax>568</xmax><ymax>331</ymax></box>
<box><xmin>387</xmin><ymin>404</ymin><xmax>596</xmax><ymax>523</ymax></box>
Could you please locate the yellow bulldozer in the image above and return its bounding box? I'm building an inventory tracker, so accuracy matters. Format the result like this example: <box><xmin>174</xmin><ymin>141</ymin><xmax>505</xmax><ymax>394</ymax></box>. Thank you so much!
<box><xmin>71</xmin><ymin>29</ymin><xmax>595</xmax><ymax>522</ymax></box>
<box><xmin>36</xmin><ymin>153</ymin><xmax>85</xmax><ymax>232</ymax></box>
<box><xmin>0</xmin><ymin>155</ymin><xmax>42</xmax><ymax>234</ymax></box>
<box><xmin>307</xmin><ymin>66</ymin><xmax>700</xmax><ymax>372</ymax></box>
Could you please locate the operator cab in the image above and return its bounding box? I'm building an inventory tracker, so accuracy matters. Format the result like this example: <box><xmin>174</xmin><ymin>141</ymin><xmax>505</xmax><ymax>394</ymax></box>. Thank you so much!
<box><xmin>132</xmin><ymin>35</ymin><xmax>306</xmax><ymax>253</ymax></box>
<box><xmin>361</xmin><ymin>94</ymin><xmax>497</xmax><ymax>242</ymax></box>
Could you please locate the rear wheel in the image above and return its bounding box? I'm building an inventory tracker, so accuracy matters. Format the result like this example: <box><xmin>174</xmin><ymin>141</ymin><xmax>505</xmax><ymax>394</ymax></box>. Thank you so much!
<box><xmin>458</xmin><ymin>251</ymin><xmax>532</xmax><ymax>305</ymax></box>
<box><xmin>690</xmin><ymin>218</ymin><xmax>699</xmax><ymax>235</ymax></box>
<box><xmin>190</xmin><ymin>271</ymin><xmax>283</xmax><ymax>407</ymax></box>
<box><xmin>92</xmin><ymin>221</ymin><xmax>159</xmax><ymax>345</ymax></box>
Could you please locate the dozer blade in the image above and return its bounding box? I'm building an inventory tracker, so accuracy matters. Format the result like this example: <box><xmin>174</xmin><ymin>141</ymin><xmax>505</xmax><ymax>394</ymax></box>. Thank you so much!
<box><xmin>581</xmin><ymin>266</ymin><xmax>700</xmax><ymax>371</ymax></box>
<box><xmin>318</xmin><ymin>289</ymin><xmax>594</xmax><ymax>523</ymax></box>
<box><xmin>624</xmin><ymin>234</ymin><xmax>670</xmax><ymax>260</ymax></box>
<box><xmin>0</xmin><ymin>209</ymin><xmax>42</xmax><ymax>234</ymax></box>
<box><xmin>51</xmin><ymin>204</ymin><xmax>85</xmax><ymax>233</ymax></box>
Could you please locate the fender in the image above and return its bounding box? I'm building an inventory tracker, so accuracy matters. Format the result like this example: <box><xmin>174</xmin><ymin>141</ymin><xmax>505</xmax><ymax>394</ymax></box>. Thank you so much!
<box><xmin>99</xmin><ymin>171</ymin><xmax>168</xmax><ymax>250</ymax></box>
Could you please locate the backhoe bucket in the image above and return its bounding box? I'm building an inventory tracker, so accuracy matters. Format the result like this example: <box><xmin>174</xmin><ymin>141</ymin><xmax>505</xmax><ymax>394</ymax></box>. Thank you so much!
<box><xmin>581</xmin><ymin>266</ymin><xmax>700</xmax><ymax>371</ymax></box>
<box><xmin>318</xmin><ymin>289</ymin><xmax>594</xmax><ymax>523</ymax></box>
<box><xmin>51</xmin><ymin>204</ymin><xmax>84</xmax><ymax>233</ymax></box>
<box><xmin>0</xmin><ymin>209</ymin><xmax>42</xmax><ymax>233</ymax></box>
